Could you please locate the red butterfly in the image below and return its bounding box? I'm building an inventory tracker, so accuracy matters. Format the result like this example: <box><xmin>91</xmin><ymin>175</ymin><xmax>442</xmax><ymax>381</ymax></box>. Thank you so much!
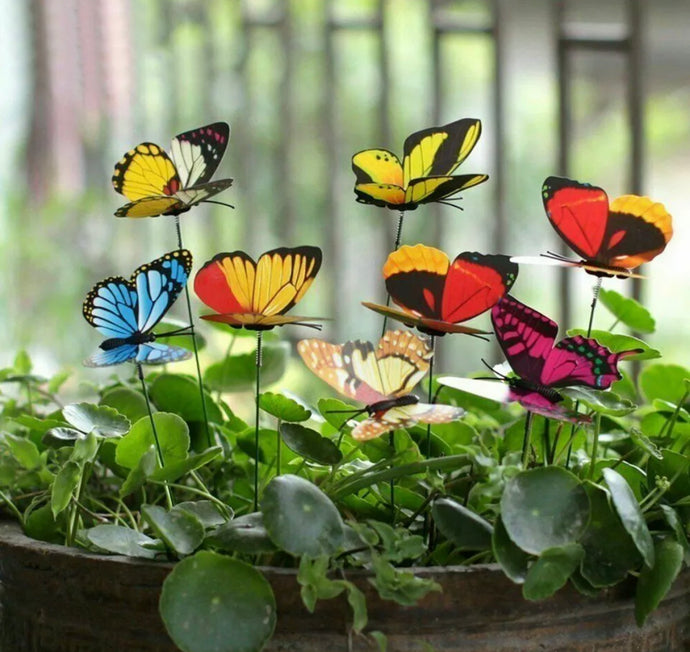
<box><xmin>363</xmin><ymin>244</ymin><xmax>518</xmax><ymax>337</ymax></box>
<box><xmin>514</xmin><ymin>176</ymin><xmax>672</xmax><ymax>278</ymax></box>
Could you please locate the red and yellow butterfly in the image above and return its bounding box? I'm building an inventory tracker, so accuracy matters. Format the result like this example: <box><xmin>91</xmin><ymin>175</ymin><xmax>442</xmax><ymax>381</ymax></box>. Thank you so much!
<box><xmin>194</xmin><ymin>246</ymin><xmax>322</xmax><ymax>330</ymax></box>
<box><xmin>298</xmin><ymin>330</ymin><xmax>464</xmax><ymax>441</ymax></box>
<box><xmin>363</xmin><ymin>244</ymin><xmax>518</xmax><ymax>337</ymax></box>
<box><xmin>112</xmin><ymin>122</ymin><xmax>233</xmax><ymax>218</ymax></box>
<box><xmin>351</xmin><ymin>118</ymin><xmax>488</xmax><ymax>211</ymax></box>
<box><xmin>514</xmin><ymin>176</ymin><xmax>672</xmax><ymax>278</ymax></box>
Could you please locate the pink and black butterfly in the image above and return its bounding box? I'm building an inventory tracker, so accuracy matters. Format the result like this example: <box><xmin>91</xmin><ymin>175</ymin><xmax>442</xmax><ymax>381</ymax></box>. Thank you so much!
<box><xmin>439</xmin><ymin>295</ymin><xmax>640</xmax><ymax>421</ymax></box>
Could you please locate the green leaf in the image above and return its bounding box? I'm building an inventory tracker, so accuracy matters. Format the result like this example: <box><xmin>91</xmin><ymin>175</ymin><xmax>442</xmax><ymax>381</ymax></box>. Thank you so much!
<box><xmin>153</xmin><ymin>318</ymin><xmax>207</xmax><ymax>352</ymax></box>
<box><xmin>565</xmin><ymin>329</ymin><xmax>658</xmax><ymax>361</ymax></box>
<box><xmin>259</xmin><ymin>392</ymin><xmax>311</xmax><ymax>422</ymax></box>
<box><xmin>175</xmin><ymin>501</ymin><xmax>227</xmax><ymax>529</ymax></box>
<box><xmin>317</xmin><ymin>397</ymin><xmax>360</xmax><ymax>430</ymax></box>
<box><xmin>85</xmin><ymin>524</ymin><xmax>157</xmax><ymax>559</ymax></box>
<box><xmin>492</xmin><ymin>515</ymin><xmax>530</xmax><ymax>584</ymax></box>
<box><xmin>23</xmin><ymin>504</ymin><xmax>62</xmax><ymax>544</ymax></box>
<box><xmin>635</xmin><ymin>539</ymin><xmax>684</xmax><ymax>626</ymax></box>
<box><xmin>119</xmin><ymin>447</ymin><xmax>157</xmax><ymax>497</ymax></box>
<box><xmin>42</xmin><ymin>427</ymin><xmax>85</xmax><ymax>447</ymax></box>
<box><xmin>204</xmin><ymin>342</ymin><xmax>289</xmax><ymax>392</ymax></box>
<box><xmin>150</xmin><ymin>447</ymin><xmax>223</xmax><ymax>483</ymax></box>
<box><xmin>368</xmin><ymin>555</ymin><xmax>441</xmax><ymax>606</ymax></box>
<box><xmin>602</xmin><ymin>468</ymin><xmax>654</xmax><ymax>568</ymax></box>
<box><xmin>431</xmin><ymin>497</ymin><xmax>492</xmax><ymax>551</ymax></box>
<box><xmin>160</xmin><ymin>551</ymin><xmax>276</xmax><ymax>652</ymax></box>
<box><xmin>51</xmin><ymin>460</ymin><xmax>81</xmax><ymax>518</ymax></box>
<box><xmin>560</xmin><ymin>387</ymin><xmax>635</xmax><ymax>416</ymax></box>
<box><xmin>72</xmin><ymin>431</ymin><xmax>99</xmax><ymax>464</ymax></box>
<box><xmin>13</xmin><ymin>350</ymin><xmax>32</xmax><ymax>374</ymax></box>
<box><xmin>598</xmin><ymin>288</ymin><xmax>655</xmax><ymax>333</ymax></box>
<box><xmin>4</xmin><ymin>434</ymin><xmax>41</xmax><ymax>469</ymax></box>
<box><xmin>116</xmin><ymin>413</ymin><xmax>189</xmax><ymax>470</ymax></box>
<box><xmin>639</xmin><ymin>364</ymin><xmax>690</xmax><ymax>404</ymax></box>
<box><xmin>630</xmin><ymin>428</ymin><xmax>663</xmax><ymax>460</ymax></box>
<box><xmin>647</xmin><ymin>449</ymin><xmax>690</xmax><ymax>502</ymax></box>
<box><xmin>100</xmin><ymin>387</ymin><xmax>149</xmax><ymax>423</ymax></box>
<box><xmin>579</xmin><ymin>481</ymin><xmax>642</xmax><ymax>587</ymax></box>
<box><xmin>207</xmin><ymin>512</ymin><xmax>278</xmax><ymax>554</ymax></box>
<box><xmin>141</xmin><ymin>504</ymin><xmax>205</xmax><ymax>557</ymax></box>
<box><xmin>47</xmin><ymin>370</ymin><xmax>71</xmax><ymax>394</ymax></box>
<box><xmin>62</xmin><ymin>403</ymin><xmax>130</xmax><ymax>438</ymax></box>
<box><xmin>261</xmin><ymin>474</ymin><xmax>344</xmax><ymax>556</ymax></box>
<box><xmin>149</xmin><ymin>374</ymin><xmax>223</xmax><ymax>424</ymax></box>
<box><xmin>501</xmin><ymin>467</ymin><xmax>590</xmax><ymax>555</ymax></box>
<box><xmin>522</xmin><ymin>544</ymin><xmax>585</xmax><ymax>601</ymax></box>
<box><xmin>279</xmin><ymin>423</ymin><xmax>342</xmax><ymax>465</ymax></box>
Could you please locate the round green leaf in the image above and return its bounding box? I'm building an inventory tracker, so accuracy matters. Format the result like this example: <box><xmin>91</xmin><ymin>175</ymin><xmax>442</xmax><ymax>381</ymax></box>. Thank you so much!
<box><xmin>432</xmin><ymin>497</ymin><xmax>492</xmax><ymax>551</ymax></box>
<box><xmin>522</xmin><ymin>544</ymin><xmax>584</xmax><ymax>601</ymax></box>
<box><xmin>42</xmin><ymin>427</ymin><xmax>85</xmax><ymax>447</ymax></box>
<box><xmin>279</xmin><ymin>423</ymin><xmax>342</xmax><ymax>465</ymax></box>
<box><xmin>317</xmin><ymin>397</ymin><xmax>360</xmax><ymax>430</ymax></box>
<box><xmin>85</xmin><ymin>524</ymin><xmax>157</xmax><ymax>559</ymax></box>
<box><xmin>142</xmin><ymin>504</ymin><xmax>204</xmax><ymax>557</ymax></box>
<box><xmin>639</xmin><ymin>364</ymin><xmax>690</xmax><ymax>404</ymax></box>
<box><xmin>100</xmin><ymin>387</ymin><xmax>149</xmax><ymax>423</ymax></box>
<box><xmin>259</xmin><ymin>392</ymin><xmax>311</xmax><ymax>422</ymax></box>
<box><xmin>635</xmin><ymin>539</ymin><xmax>684</xmax><ymax>626</ymax></box>
<box><xmin>560</xmin><ymin>387</ymin><xmax>635</xmax><ymax>416</ymax></box>
<box><xmin>492</xmin><ymin>515</ymin><xmax>530</xmax><ymax>584</ymax></box>
<box><xmin>565</xmin><ymin>329</ymin><xmax>658</xmax><ymax>361</ymax></box>
<box><xmin>580</xmin><ymin>481</ymin><xmax>642</xmax><ymax>587</ymax></box>
<box><xmin>62</xmin><ymin>402</ymin><xmax>130</xmax><ymax>438</ymax></box>
<box><xmin>501</xmin><ymin>467</ymin><xmax>590</xmax><ymax>555</ymax></box>
<box><xmin>116</xmin><ymin>413</ymin><xmax>189</xmax><ymax>470</ymax></box>
<box><xmin>160</xmin><ymin>551</ymin><xmax>276</xmax><ymax>652</ymax></box>
<box><xmin>602</xmin><ymin>467</ymin><xmax>654</xmax><ymax>568</ymax></box>
<box><xmin>175</xmin><ymin>501</ymin><xmax>228</xmax><ymax>529</ymax></box>
<box><xmin>598</xmin><ymin>288</ymin><xmax>655</xmax><ymax>334</ymax></box>
<box><xmin>261</xmin><ymin>474</ymin><xmax>344</xmax><ymax>556</ymax></box>
<box><xmin>204</xmin><ymin>343</ymin><xmax>288</xmax><ymax>392</ymax></box>
<box><xmin>150</xmin><ymin>374</ymin><xmax>223</xmax><ymax>424</ymax></box>
<box><xmin>206</xmin><ymin>512</ymin><xmax>277</xmax><ymax>554</ymax></box>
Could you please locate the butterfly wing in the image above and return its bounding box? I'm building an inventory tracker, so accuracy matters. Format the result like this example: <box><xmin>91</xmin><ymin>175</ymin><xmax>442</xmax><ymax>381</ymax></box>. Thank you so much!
<box><xmin>83</xmin><ymin>276</ymin><xmax>138</xmax><ymax>339</ymax></box>
<box><xmin>404</xmin><ymin>174</ymin><xmax>488</xmax><ymax>207</ymax></box>
<box><xmin>114</xmin><ymin>196</ymin><xmax>187</xmax><ymax>218</ymax></box>
<box><xmin>491</xmin><ymin>295</ymin><xmax>557</xmax><ymax>384</ymax></box>
<box><xmin>351</xmin><ymin>403</ymin><xmax>464</xmax><ymax>441</ymax></box>
<box><xmin>402</xmin><ymin>118</ymin><xmax>483</xmax><ymax>186</ymax></box>
<box><xmin>112</xmin><ymin>143</ymin><xmax>182</xmax><ymax>202</ymax></box>
<box><xmin>541</xmin><ymin>335</ymin><xmax>640</xmax><ymax>389</ymax></box>
<box><xmin>132</xmin><ymin>249</ymin><xmax>193</xmax><ymax>333</ymax></box>
<box><xmin>361</xmin><ymin>302</ymin><xmax>488</xmax><ymax>336</ymax></box>
<box><xmin>170</xmin><ymin>122</ymin><xmax>230</xmax><ymax>188</ymax></box>
<box><xmin>135</xmin><ymin>343</ymin><xmax>193</xmax><ymax>365</ymax></box>
<box><xmin>599</xmin><ymin>195</ymin><xmax>672</xmax><ymax>270</ymax></box>
<box><xmin>352</xmin><ymin>149</ymin><xmax>405</xmax><ymax>208</ymax></box>
<box><xmin>84</xmin><ymin>344</ymin><xmax>139</xmax><ymax>367</ymax></box>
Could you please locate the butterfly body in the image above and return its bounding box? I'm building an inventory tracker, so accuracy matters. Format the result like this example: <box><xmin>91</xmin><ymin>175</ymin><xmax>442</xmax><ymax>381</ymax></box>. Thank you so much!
<box><xmin>195</xmin><ymin>246</ymin><xmax>323</xmax><ymax>330</ymax></box>
<box><xmin>540</xmin><ymin>176</ymin><xmax>672</xmax><ymax>277</ymax></box>
<box><xmin>298</xmin><ymin>330</ymin><xmax>464</xmax><ymax>441</ymax></box>
<box><xmin>83</xmin><ymin>250</ymin><xmax>193</xmax><ymax>367</ymax></box>
<box><xmin>113</xmin><ymin>122</ymin><xmax>233</xmax><ymax>218</ymax></box>
<box><xmin>352</xmin><ymin>118</ymin><xmax>488</xmax><ymax>211</ymax></box>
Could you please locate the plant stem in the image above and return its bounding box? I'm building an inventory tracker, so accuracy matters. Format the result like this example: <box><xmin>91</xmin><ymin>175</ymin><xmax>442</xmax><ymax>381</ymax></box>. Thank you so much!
<box><xmin>175</xmin><ymin>216</ymin><xmax>212</xmax><ymax>448</ymax></box>
<box><xmin>521</xmin><ymin>411</ymin><xmax>534</xmax><ymax>468</ymax></box>
<box><xmin>276</xmin><ymin>419</ymin><xmax>282</xmax><ymax>477</ymax></box>
<box><xmin>137</xmin><ymin>363</ymin><xmax>173</xmax><ymax>509</ymax></box>
<box><xmin>380</xmin><ymin>211</ymin><xmax>405</xmax><ymax>337</ymax></box>
<box><xmin>588</xmin><ymin>413</ymin><xmax>602</xmax><ymax>480</ymax></box>
<box><xmin>0</xmin><ymin>490</ymin><xmax>24</xmax><ymax>524</ymax></box>
<box><xmin>425</xmin><ymin>336</ymin><xmax>436</xmax><ymax>459</ymax></box>
<box><xmin>254</xmin><ymin>331</ymin><xmax>264</xmax><ymax>511</ymax></box>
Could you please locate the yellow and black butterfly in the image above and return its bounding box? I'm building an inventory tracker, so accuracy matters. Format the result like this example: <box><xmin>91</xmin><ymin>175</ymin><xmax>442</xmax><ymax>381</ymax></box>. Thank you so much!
<box><xmin>112</xmin><ymin>122</ymin><xmax>233</xmax><ymax>218</ymax></box>
<box><xmin>351</xmin><ymin>118</ymin><xmax>488</xmax><ymax>211</ymax></box>
<box><xmin>298</xmin><ymin>330</ymin><xmax>464</xmax><ymax>441</ymax></box>
<box><xmin>194</xmin><ymin>246</ymin><xmax>323</xmax><ymax>330</ymax></box>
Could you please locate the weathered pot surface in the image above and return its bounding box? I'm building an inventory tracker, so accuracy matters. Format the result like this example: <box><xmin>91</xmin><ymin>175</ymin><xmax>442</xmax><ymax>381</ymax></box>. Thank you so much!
<box><xmin>0</xmin><ymin>521</ymin><xmax>688</xmax><ymax>652</ymax></box>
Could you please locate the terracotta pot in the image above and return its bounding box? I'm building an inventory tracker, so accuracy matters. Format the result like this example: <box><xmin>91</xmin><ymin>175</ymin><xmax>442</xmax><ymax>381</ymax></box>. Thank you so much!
<box><xmin>0</xmin><ymin>521</ymin><xmax>688</xmax><ymax>652</ymax></box>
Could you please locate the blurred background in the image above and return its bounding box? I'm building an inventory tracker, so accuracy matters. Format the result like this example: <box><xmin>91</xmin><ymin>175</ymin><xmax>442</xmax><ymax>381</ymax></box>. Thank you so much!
<box><xmin>0</xmin><ymin>0</ymin><xmax>688</xmax><ymax>389</ymax></box>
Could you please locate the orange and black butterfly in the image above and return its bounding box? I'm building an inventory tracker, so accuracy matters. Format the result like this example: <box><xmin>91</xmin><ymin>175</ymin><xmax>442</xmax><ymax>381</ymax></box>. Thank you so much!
<box><xmin>351</xmin><ymin>118</ymin><xmax>488</xmax><ymax>211</ymax></box>
<box><xmin>515</xmin><ymin>176</ymin><xmax>672</xmax><ymax>278</ymax></box>
<box><xmin>194</xmin><ymin>246</ymin><xmax>322</xmax><ymax>330</ymax></box>
<box><xmin>298</xmin><ymin>330</ymin><xmax>464</xmax><ymax>441</ymax></box>
<box><xmin>363</xmin><ymin>244</ymin><xmax>518</xmax><ymax>337</ymax></box>
<box><xmin>112</xmin><ymin>122</ymin><xmax>233</xmax><ymax>218</ymax></box>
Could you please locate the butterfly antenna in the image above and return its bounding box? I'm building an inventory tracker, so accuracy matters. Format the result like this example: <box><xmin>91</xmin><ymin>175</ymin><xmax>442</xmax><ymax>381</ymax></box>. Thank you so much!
<box><xmin>202</xmin><ymin>199</ymin><xmax>235</xmax><ymax>210</ymax></box>
<box><xmin>479</xmin><ymin>358</ymin><xmax>507</xmax><ymax>381</ymax></box>
<box><xmin>436</xmin><ymin>200</ymin><xmax>464</xmax><ymax>212</ymax></box>
<box><xmin>156</xmin><ymin>326</ymin><xmax>194</xmax><ymax>338</ymax></box>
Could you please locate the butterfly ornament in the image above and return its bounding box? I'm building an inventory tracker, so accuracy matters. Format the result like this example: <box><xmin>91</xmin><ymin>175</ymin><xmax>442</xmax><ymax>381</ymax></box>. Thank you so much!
<box><xmin>298</xmin><ymin>330</ymin><xmax>464</xmax><ymax>441</ymax></box>
<box><xmin>352</xmin><ymin>118</ymin><xmax>488</xmax><ymax>211</ymax></box>
<box><xmin>83</xmin><ymin>250</ymin><xmax>193</xmax><ymax>367</ymax></box>
<box><xmin>112</xmin><ymin>122</ymin><xmax>233</xmax><ymax>218</ymax></box>
<box><xmin>194</xmin><ymin>246</ymin><xmax>323</xmax><ymax>330</ymax></box>
<box><xmin>513</xmin><ymin>176</ymin><xmax>672</xmax><ymax>278</ymax></box>
<box><xmin>363</xmin><ymin>244</ymin><xmax>518</xmax><ymax>336</ymax></box>
<box><xmin>438</xmin><ymin>295</ymin><xmax>641</xmax><ymax>421</ymax></box>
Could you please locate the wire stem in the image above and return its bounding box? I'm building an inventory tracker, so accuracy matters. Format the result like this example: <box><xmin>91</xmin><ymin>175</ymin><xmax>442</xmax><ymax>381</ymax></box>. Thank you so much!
<box><xmin>380</xmin><ymin>211</ymin><xmax>406</xmax><ymax>337</ymax></box>
<box><xmin>521</xmin><ymin>411</ymin><xmax>534</xmax><ymax>468</ymax></box>
<box><xmin>253</xmin><ymin>332</ymin><xmax>263</xmax><ymax>511</ymax></box>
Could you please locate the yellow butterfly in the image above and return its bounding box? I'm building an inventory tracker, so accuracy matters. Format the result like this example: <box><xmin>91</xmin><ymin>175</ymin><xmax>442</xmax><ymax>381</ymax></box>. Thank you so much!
<box><xmin>351</xmin><ymin>118</ymin><xmax>487</xmax><ymax>211</ymax></box>
<box><xmin>112</xmin><ymin>122</ymin><xmax>233</xmax><ymax>218</ymax></box>
<box><xmin>194</xmin><ymin>246</ymin><xmax>322</xmax><ymax>330</ymax></box>
<box><xmin>298</xmin><ymin>330</ymin><xmax>464</xmax><ymax>441</ymax></box>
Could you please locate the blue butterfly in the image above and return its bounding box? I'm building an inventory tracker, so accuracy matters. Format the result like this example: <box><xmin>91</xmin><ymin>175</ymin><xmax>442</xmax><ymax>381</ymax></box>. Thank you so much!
<box><xmin>83</xmin><ymin>249</ymin><xmax>194</xmax><ymax>367</ymax></box>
